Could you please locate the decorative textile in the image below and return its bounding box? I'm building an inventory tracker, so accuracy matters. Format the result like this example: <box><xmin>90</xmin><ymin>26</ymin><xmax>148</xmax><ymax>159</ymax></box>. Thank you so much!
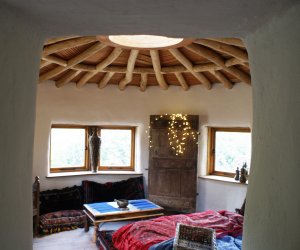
<box><xmin>149</xmin><ymin>236</ymin><xmax>243</xmax><ymax>250</ymax></box>
<box><xmin>39</xmin><ymin>210</ymin><xmax>86</xmax><ymax>235</ymax></box>
<box><xmin>39</xmin><ymin>185</ymin><xmax>83</xmax><ymax>214</ymax></box>
<box><xmin>38</xmin><ymin>177</ymin><xmax>144</xmax><ymax>235</ymax></box>
<box><xmin>82</xmin><ymin>176</ymin><xmax>145</xmax><ymax>204</ymax></box>
<box><xmin>112</xmin><ymin>210</ymin><xmax>243</xmax><ymax>250</ymax></box>
<box><xmin>113</xmin><ymin>176</ymin><xmax>145</xmax><ymax>200</ymax></box>
<box><xmin>216</xmin><ymin>235</ymin><xmax>242</xmax><ymax>250</ymax></box>
<box><xmin>96</xmin><ymin>230</ymin><xmax>117</xmax><ymax>250</ymax></box>
<box><xmin>149</xmin><ymin>238</ymin><xmax>174</xmax><ymax>250</ymax></box>
<box><xmin>130</xmin><ymin>199</ymin><xmax>160</xmax><ymax>210</ymax></box>
<box><xmin>88</xmin><ymin>203</ymin><xmax>119</xmax><ymax>213</ymax></box>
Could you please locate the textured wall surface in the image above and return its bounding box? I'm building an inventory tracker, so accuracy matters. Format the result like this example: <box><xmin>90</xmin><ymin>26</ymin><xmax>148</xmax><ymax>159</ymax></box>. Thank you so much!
<box><xmin>244</xmin><ymin>3</ymin><xmax>300</xmax><ymax>250</ymax></box>
<box><xmin>0</xmin><ymin>7</ymin><xmax>43</xmax><ymax>250</ymax></box>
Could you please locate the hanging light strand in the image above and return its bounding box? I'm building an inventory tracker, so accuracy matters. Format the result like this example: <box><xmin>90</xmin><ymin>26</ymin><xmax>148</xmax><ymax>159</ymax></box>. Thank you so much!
<box><xmin>148</xmin><ymin>113</ymin><xmax>198</xmax><ymax>155</ymax></box>
<box><xmin>167</xmin><ymin>113</ymin><xmax>197</xmax><ymax>156</ymax></box>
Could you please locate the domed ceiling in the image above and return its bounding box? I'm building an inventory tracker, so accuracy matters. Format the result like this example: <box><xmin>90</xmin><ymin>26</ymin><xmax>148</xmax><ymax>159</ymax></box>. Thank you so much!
<box><xmin>39</xmin><ymin>35</ymin><xmax>251</xmax><ymax>91</ymax></box>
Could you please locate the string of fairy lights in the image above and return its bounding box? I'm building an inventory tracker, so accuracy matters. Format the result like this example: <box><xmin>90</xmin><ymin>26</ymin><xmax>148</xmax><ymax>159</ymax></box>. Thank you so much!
<box><xmin>148</xmin><ymin>113</ymin><xmax>198</xmax><ymax>156</ymax></box>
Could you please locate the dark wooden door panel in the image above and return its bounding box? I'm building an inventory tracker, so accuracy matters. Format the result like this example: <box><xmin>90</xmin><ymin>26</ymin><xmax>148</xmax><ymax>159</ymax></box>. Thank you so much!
<box><xmin>148</xmin><ymin>115</ymin><xmax>199</xmax><ymax>213</ymax></box>
<box><xmin>149</xmin><ymin>169</ymin><xmax>181</xmax><ymax>196</ymax></box>
<box><xmin>149</xmin><ymin>195</ymin><xmax>196</xmax><ymax>212</ymax></box>
<box><xmin>180</xmin><ymin>169</ymin><xmax>197</xmax><ymax>198</ymax></box>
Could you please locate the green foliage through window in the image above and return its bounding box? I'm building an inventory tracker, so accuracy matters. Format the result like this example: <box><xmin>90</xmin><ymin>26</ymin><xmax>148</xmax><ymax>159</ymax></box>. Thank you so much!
<box><xmin>50</xmin><ymin>125</ymin><xmax>135</xmax><ymax>173</ymax></box>
<box><xmin>208</xmin><ymin>127</ymin><xmax>251</xmax><ymax>177</ymax></box>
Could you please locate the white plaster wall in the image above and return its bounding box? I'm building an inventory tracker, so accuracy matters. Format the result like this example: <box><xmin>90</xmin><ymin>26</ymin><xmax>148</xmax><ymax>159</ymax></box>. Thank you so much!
<box><xmin>0</xmin><ymin>6</ymin><xmax>43</xmax><ymax>250</ymax></box>
<box><xmin>244</xmin><ymin>3</ymin><xmax>300</xmax><ymax>250</ymax></box>
<box><xmin>33</xmin><ymin>82</ymin><xmax>251</xmax><ymax>212</ymax></box>
<box><xmin>197</xmin><ymin>179</ymin><xmax>247</xmax><ymax>212</ymax></box>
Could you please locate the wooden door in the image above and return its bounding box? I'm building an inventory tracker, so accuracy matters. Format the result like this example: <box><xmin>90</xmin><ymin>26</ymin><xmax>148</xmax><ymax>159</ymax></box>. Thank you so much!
<box><xmin>148</xmin><ymin>115</ymin><xmax>199</xmax><ymax>213</ymax></box>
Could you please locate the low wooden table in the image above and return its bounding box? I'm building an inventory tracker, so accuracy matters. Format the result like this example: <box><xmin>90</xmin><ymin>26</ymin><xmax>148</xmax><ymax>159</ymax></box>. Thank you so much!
<box><xmin>83</xmin><ymin>199</ymin><xmax>164</xmax><ymax>242</ymax></box>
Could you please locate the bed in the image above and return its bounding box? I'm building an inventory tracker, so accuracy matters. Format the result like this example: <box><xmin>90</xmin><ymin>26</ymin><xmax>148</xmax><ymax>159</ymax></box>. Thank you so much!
<box><xmin>96</xmin><ymin>210</ymin><xmax>244</xmax><ymax>250</ymax></box>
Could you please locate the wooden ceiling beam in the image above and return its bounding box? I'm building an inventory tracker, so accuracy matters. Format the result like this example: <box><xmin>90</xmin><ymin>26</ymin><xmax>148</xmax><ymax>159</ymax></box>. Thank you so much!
<box><xmin>194</xmin><ymin>39</ymin><xmax>248</xmax><ymax>62</ymax></box>
<box><xmin>150</xmin><ymin>50</ymin><xmax>168</xmax><ymax>90</ymax></box>
<box><xmin>225</xmin><ymin>58</ymin><xmax>247</xmax><ymax>67</ymax></box>
<box><xmin>226</xmin><ymin>66</ymin><xmax>251</xmax><ymax>85</ymax></box>
<box><xmin>210</xmin><ymin>70</ymin><xmax>233</xmax><ymax>89</ymax></box>
<box><xmin>207</xmin><ymin>38</ymin><xmax>245</xmax><ymax>47</ymax></box>
<box><xmin>41</xmin><ymin>54</ymin><xmax>245</xmax><ymax>74</ymax></box>
<box><xmin>43</xmin><ymin>55</ymin><xmax>67</xmax><ymax>66</ymax></box>
<box><xmin>174</xmin><ymin>72</ymin><xmax>189</xmax><ymax>91</ymax></box>
<box><xmin>119</xmin><ymin>50</ymin><xmax>139</xmax><ymax>90</ymax></box>
<box><xmin>55</xmin><ymin>70</ymin><xmax>81</xmax><ymax>88</ymax></box>
<box><xmin>96</xmin><ymin>47</ymin><xmax>123</xmax><ymax>70</ymax></box>
<box><xmin>43</xmin><ymin>36</ymin><xmax>97</xmax><ymax>56</ymax></box>
<box><xmin>67</xmin><ymin>43</ymin><xmax>106</xmax><ymax>66</ymax></box>
<box><xmin>169</xmin><ymin>48</ymin><xmax>212</xmax><ymax>89</ymax></box>
<box><xmin>73</xmin><ymin>64</ymin><xmax>95</xmax><ymax>71</ymax></box>
<box><xmin>140</xmin><ymin>73</ymin><xmax>147</xmax><ymax>92</ymax></box>
<box><xmin>187</xmin><ymin>43</ymin><xmax>250</xmax><ymax>85</ymax></box>
<box><xmin>40</xmin><ymin>60</ymin><xmax>51</xmax><ymax>68</ymax></box>
<box><xmin>45</xmin><ymin>36</ymin><xmax>80</xmax><ymax>45</ymax></box>
<box><xmin>187</xmin><ymin>44</ymin><xmax>225</xmax><ymax>66</ymax></box>
<box><xmin>39</xmin><ymin>65</ymin><xmax>67</xmax><ymax>83</ymax></box>
<box><xmin>39</xmin><ymin>42</ymin><xmax>106</xmax><ymax>82</ymax></box>
<box><xmin>98</xmin><ymin>72</ymin><xmax>114</xmax><ymax>89</ymax></box>
<box><xmin>40</xmin><ymin>60</ymin><xmax>247</xmax><ymax>77</ymax></box>
<box><xmin>76</xmin><ymin>71</ymin><xmax>97</xmax><ymax>88</ymax></box>
<box><xmin>77</xmin><ymin>47</ymin><xmax>123</xmax><ymax>88</ymax></box>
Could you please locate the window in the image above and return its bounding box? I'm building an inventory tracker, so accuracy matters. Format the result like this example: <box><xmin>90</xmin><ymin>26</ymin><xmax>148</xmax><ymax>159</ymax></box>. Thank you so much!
<box><xmin>50</xmin><ymin>125</ymin><xmax>88</xmax><ymax>172</ymax></box>
<box><xmin>99</xmin><ymin>127</ymin><xmax>135</xmax><ymax>171</ymax></box>
<box><xmin>207</xmin><ymin>127</ymin><xmax>251</xmax><ymax>177</ymax></box>
<box><xmin>50</xmin><ymin>125</ymin><xmax>135</xmax><ymax>173</ymax></box>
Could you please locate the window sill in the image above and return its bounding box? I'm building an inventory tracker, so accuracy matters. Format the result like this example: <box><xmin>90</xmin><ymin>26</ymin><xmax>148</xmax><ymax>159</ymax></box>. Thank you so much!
<box><xmin>199</xmin><ymin>175</ymin><xmax>248</xmax><ymax>185</ymax></box>
<box><xmin>47</xmin><ymin>171</ymin><xmax>143</xmax><ymax>178</ymax></box>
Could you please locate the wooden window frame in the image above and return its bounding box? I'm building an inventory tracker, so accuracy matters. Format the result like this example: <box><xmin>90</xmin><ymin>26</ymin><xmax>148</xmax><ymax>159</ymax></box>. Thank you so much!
<box><xmin>50</xmin><ymin>125</ymin><xmax>89</xmax><ymax>173</ymax></box>
<box><xmin>50</xmin><ymin>125</ymin><xmax>136</xmax><ymax>173</ymax></box>
<box><xmin>98</xmin><ymin>126</ymin><xmax>135</xmax><ymax>171</ymax></box>
<box><xmin>207</xmin><ymin>127</ymin><xmax>251</xmax><ymax>177</ymax></box>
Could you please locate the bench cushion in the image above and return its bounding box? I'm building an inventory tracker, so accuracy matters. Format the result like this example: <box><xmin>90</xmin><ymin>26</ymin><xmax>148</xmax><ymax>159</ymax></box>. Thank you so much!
<box><xmin>82</xmin><ymin>176</ymin><xmax>145</xmax><ymax>204</ymax></box>
<box><xmin>40</xmin><ymin>185</ymin><xmax>83</xmax><ymax>214</ymax></box>
<box><xmin>39</xmin><ymin>210</ymin><xmax>86</xmax><ymax>235</ymax></box>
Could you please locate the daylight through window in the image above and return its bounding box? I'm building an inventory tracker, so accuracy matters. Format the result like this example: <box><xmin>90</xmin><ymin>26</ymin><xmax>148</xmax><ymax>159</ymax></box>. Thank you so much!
<box><xmin>50</xmin><ymin>125</ymin><xmax>135</xmax><ymax>173</ymax></box>
<box><xmin>207</xmin><ymin>127</ymin><xmax>251</xmax><ymax>177</ymax></box>
<box><xmin>99</xmin><ymin>127</ymin><xmax>135</xmax><ymax>171</ymax></box>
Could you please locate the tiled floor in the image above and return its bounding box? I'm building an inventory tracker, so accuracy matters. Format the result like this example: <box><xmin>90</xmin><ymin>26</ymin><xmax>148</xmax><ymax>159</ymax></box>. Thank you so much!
<box><xmin>33</xmin><ymin>227</ymin><xmax>98</xmax><ymax>250</ymax></box>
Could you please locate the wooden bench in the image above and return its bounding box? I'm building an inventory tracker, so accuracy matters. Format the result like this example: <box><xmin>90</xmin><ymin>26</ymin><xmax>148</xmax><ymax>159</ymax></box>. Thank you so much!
<box><xmin>32</xmin><ymin>176</ymin><xmax>40</xmax><ymax>236</ymax></box>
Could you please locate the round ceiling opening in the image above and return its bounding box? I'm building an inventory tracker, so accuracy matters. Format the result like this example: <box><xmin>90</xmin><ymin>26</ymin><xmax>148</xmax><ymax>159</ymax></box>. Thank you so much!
<box><xmin>108</xmin><ymin>35</ymin><xmax>183</xmax><ymax>48</ymax></box>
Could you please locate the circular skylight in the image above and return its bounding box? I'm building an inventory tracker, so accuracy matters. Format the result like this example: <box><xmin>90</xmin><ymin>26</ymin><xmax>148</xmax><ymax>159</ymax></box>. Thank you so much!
<box><xmin>108</xmin><ymin>35</ymin><xmax>183</xmax><ymax>48</ymax></box>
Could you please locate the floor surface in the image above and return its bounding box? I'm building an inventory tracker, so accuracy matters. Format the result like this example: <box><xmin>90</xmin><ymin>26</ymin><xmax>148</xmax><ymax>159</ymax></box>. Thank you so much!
<box><xmin>33</xmin><ymin>227</ymin><xmax>98</xmax><ymax>250</ymax></box>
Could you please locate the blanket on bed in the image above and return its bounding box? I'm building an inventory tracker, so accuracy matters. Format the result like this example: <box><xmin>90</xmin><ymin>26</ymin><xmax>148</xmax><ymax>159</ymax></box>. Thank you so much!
<box><xmin>112</xmin><ymin>210</ymin><xmax>243</xmax><ymax>250</ymax></box>
<box><xmin>149</xmin><ymin>235</ymin><xmax>243</xmax><ymax>250</ymax></box>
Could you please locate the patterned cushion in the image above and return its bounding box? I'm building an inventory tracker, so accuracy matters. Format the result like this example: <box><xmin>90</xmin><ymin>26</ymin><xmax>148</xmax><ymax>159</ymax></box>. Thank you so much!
<box><xmin>39</xmin><ymin>210</ymin><xmax>86</xmax><ymax>235</ymax></box>
<box><xmin>82</xmin><ymin>176</ymin><xmax>145</xmax><ymax>204</ymax></box>
<box><xmin>40</xmin><ymin>185</ymin><xmax>83</xmax><ymax>214</ymax></box>
<box><xmin>113</xmin><ymin>176</ymin><xmax>145</xmax><ymax>201</ymax></box>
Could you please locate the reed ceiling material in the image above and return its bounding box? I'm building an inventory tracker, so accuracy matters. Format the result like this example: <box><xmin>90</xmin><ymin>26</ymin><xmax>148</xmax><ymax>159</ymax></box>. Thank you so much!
<box><xmin>39</xmin><ymin>36</ymin><xmax>251</xmax><ymax>91</ymax></box>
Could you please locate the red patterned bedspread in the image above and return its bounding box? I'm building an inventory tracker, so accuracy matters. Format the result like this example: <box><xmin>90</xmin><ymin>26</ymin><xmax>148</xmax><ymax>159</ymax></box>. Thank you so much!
<box><xmin>112</xmin><ymin>210</ymin><xmax>243</xmax><ymax>250</ymax></box>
